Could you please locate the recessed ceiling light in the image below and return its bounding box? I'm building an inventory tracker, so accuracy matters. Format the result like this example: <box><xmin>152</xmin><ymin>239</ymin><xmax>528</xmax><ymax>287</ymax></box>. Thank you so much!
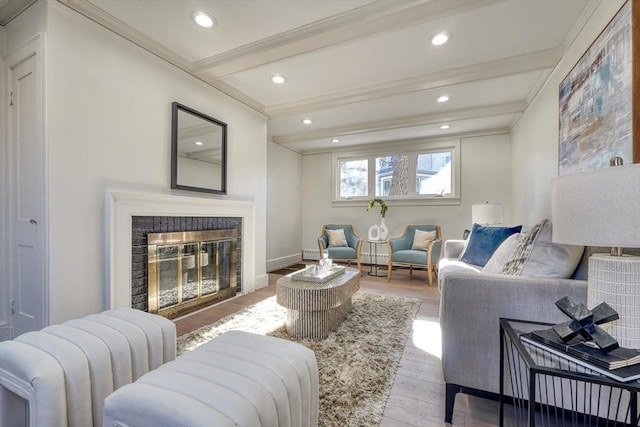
<box><xmin>437</xmin><ymin>95</ymin><xmax>450</xmax><ymax>103</ymax></box>
<box><xmin>440</xmin><ymin>124</ymin><xmax>451</xmax><ymax>130</ymax></box>
<box><xmin>302</xmin><ymin>118</ymin><xmax>313</xmax><ymax>125</ymax></box>
<box><xmin>271</xmin><ymin>75</ymin><xmax>287</xmax><ymax>84</ymax></box>
<box><xmin>431</xmin><ymin>32</ymin><xmax>451</xmax><ymax>46</ymax></box>
<box><xmin>331</xmin><ymin>138</ymin><xmax>340</xmax><ymax>143</ymax></box>
<box><xmin>195</xmin><ymin>141</ymin><xmax>204</xmax><ymax>146</ymax></box>
<box><xmin>192</xmin><ymin>11</ymin><xmax>216</xmax><ymax>28</ymax></box>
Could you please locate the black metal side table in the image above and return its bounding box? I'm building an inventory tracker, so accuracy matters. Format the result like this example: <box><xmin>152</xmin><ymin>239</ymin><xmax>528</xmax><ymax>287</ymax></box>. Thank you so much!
<box><xmin>500</xmin><ymin>318</ymin><xmax>640</xmax><ymax>426</ymax></box>
<box><xmin>367</xmin><ymin>240</ymin><xmax>388</xmax><ymax>277</ymax></box>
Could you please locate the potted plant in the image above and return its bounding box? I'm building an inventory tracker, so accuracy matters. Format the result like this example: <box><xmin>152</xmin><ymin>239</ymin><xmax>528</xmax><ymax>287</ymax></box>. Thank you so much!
<box><xmin>366</xmin><ymin>198</ymin><xmax>389</xmax><ymax>240</ymax></box>
<box><xmin>366</xmin><ymin>198</ymin><xmax>388</xmax><ymax>218</ymax></box>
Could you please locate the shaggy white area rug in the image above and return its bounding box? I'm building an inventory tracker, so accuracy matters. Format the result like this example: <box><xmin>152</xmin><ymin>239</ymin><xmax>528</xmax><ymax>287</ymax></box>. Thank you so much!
<box><xmin>177</xmin><ymin>291</ymin><xmax>420</xmax><ymax>426</ymax></box>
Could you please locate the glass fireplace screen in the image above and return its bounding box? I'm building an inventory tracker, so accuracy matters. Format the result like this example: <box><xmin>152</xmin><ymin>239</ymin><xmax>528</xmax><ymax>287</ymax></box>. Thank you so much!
<box><xmin>147</xmin><ymin>229</ymin><xmax>237</xmax><ymax>319</ymax></box>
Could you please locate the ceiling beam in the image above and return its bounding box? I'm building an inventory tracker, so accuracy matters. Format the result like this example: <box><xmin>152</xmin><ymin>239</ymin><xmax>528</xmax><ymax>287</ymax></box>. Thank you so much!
<box><xmin>265</xmin><ymin>48</ymin><xmax>560</xmax><ymax>118</ymax></box>
<box><xmin>272</xmin><ymin>101</ymin><xmax>527</xmax><ymax>144</ymax></box>
<box><xmin>195</xmin><ymin>0</ymin><xmax>500</xmax><ymax>80</ymax></box>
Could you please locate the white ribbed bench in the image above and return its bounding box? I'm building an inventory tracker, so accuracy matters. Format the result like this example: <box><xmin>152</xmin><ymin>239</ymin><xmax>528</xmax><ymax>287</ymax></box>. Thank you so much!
<box><xmin>104</xmin><ymin>330</ymin><xmax>319</xmax><ymax>427</ymax></box>
<box><xmin>0</xmin><ymin>308</ymin><xmax>176</xmax><ymax>427</ymax></box>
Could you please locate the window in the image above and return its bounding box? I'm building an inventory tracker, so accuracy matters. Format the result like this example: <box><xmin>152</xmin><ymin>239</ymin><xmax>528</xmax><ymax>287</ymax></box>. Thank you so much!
<box><xmin>416</xmin><ymin>152</ymin><xmax>451</xmax><ymax>196</ymax></box>
<box><xmin>334</xmin><ymin>141</ymin><xmax>459</xmax><ymax>203</ymax></box>
<box><xmin>339</xmin><ymin>159</ymin><xmax>368</xmax><ymax>197</ymax></box>
<box><xmin>376</xmin><ymin>155</ymin><xmax>408</xmax><ymax>196</ymax></box>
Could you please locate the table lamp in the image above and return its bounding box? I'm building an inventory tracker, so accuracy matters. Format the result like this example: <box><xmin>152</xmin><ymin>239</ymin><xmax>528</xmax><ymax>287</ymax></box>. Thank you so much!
<box><xmin>471</xmin><ymin>202</ymin><xmax>504</xmax><ymax>226</ymax></box>
<box><xmin>551</xmin><ymin>160</ymin><xmax>640</xmax><ymax>349</ymax></box>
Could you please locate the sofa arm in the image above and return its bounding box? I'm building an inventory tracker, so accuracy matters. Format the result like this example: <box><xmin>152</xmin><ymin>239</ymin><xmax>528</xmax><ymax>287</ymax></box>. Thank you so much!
<box><xmin>443</xmin><ymin>240</ymin><xmax>466</xmax><ymax>259</ymax></box>
<box><xmin>440</xmin><ymin>273</ymin><xmax>587</xmax><ymax>395</ymax></box>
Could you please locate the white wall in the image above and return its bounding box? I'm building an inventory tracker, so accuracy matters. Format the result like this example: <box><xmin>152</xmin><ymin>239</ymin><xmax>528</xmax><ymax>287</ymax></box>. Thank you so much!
<box><xmin>301</xmin><ymin>134</ymin><xmax>512</xmax><ymax>255</ymax></box>
<box><xmin>266</xmin><ymin>141</ymin><xmax>303</xmax><ymax>270</ymax></box>
<box><xmin>510</xmin><ymin>0</ymin><xmax>626</xmax><ymax>225</ymax></box>
<box><xmin>0</xmin><ymin>24</ymin><xmax>7</xmax><ymax>339</ymax></box>
<box><xmin>8</xmin><ymin>2</ymin><xmax>267</xmax><ymax>323</ymax></box>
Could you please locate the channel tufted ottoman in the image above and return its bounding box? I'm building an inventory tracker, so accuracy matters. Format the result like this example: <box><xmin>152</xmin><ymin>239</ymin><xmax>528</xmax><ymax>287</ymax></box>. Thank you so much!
<box><xmin>103</xmin><ymin>330</ymin><xmax>319</xmax><ymax>427</ymax></box>
<box><xmin>0</xmin><ymin>308</ymin><xmax>176</xmax><ymax>427</ymax></box>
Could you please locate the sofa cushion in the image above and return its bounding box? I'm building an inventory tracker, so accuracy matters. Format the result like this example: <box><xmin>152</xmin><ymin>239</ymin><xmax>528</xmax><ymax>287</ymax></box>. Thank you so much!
<box><xmin>411</xmin><ymin>230</ymin><xmax>437</xmax><ymax>250</ymax></box>
<box><xmin>326</xmin><ymin>228</ymin><xmax>347</xmax><ymax>247</ymax></box>
<box><xmin>459</xmin><ymin>223</ymin><xmax>522</xmax><ymax>267</ymax></box>
<box><xmin>501</xmin><ymin>219</ymin><xmax>584</xmax><ymax>278</ymax></box>
<box><xmin>437</xmin><ymin>258</ymin><xmax>482</xmax><ymax>290</ymax></box>
<box><xmin>391</xmin><ymin>249</ymin><xmax>428</xmax><ymax>264</ymax></box>
<box><xmin>482</xmin><ymin>233</ymin><xmax>522</xmax><ymax>274</ymax></box>
<box><xmin>327</xmin><ymin>247</ymin><xmax>357</xmax><ymax>260</ymax></box>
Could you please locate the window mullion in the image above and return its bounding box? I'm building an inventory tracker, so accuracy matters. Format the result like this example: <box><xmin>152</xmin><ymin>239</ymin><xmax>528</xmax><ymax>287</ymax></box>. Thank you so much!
<box><xmin>408</xmin><ymin>153</ymin><xmax>417</xmax><ymax>197</ymax></box>
<box><xmin>368</xmin><ymin>155</ymin><xmax>376</xmax><ymax>197</ymax></box>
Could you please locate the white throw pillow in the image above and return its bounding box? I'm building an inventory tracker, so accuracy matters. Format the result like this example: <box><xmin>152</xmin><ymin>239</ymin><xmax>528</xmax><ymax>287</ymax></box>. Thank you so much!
<box><xmin>482</xmin><ymin>233</ymin><xmax>522</xmax><ymax>274</ymax></box>
<box><xmin>327</xmin><ymin>228</ymin><xmax>348</xmax><ymax>247</ymax></box>
<box><xmin>412</xmin><ymin>230</ymin><xmax>437</xmax><ymax>251</ymax></box>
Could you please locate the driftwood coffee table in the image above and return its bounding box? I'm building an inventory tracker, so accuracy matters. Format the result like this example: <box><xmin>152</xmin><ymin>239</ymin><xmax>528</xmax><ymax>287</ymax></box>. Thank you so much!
<box><xmin>276</xmin><ymin>267</ymin><xmax>360</xmax><ymax>339</ymax></box>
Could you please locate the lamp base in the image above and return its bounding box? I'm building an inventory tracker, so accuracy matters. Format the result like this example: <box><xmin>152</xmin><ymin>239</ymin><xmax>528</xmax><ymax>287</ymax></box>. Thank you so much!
<box><xmin>587</xmin><ymin>254</ymin><xmax>640</xmax><ymax>349</ymax></box>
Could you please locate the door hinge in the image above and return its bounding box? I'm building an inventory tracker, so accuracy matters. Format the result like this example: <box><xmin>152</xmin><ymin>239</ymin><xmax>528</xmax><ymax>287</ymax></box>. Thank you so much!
<box><xmin>9</xmin><ymin>92</ymin><xmax>13</xmax><ymax>106</ymax></box>
<box><xmin>10</xmin><ymin>300</ymin><xmax>15</xmax><ymax>315</ymax></box>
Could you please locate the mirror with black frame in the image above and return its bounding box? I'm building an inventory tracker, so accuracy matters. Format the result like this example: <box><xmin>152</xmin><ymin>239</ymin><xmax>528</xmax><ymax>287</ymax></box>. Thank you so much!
<box><xmin>171</xmin><ymin>102</ymin><xmax>227</xmax><ymax>195</ymax></box>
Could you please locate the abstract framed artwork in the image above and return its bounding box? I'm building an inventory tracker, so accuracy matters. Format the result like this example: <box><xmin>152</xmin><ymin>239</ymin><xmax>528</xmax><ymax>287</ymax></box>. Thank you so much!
<box><xmin>558</xmin><ymin>0</ymin><xmax>639</xmax><ymax>175</ymax></box>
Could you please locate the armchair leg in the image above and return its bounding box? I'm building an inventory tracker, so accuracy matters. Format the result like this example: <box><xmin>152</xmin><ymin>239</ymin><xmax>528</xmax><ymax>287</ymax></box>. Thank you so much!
<box><xmin>387</xmin><ymin>260</ymin><xmax>392</xmax><ymax>281</ymax></box>
<box><xmin>427</xmin><ymin>265</ymin><xmax>433</xmax><ymax>287</ymax></box>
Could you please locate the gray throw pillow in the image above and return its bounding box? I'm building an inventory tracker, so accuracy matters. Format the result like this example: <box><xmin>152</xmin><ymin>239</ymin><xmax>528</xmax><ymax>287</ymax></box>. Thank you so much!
<box><xmin>501</xmin><ymin>219</ymin><xmax>584</xmax><ymax>278</ymax></box>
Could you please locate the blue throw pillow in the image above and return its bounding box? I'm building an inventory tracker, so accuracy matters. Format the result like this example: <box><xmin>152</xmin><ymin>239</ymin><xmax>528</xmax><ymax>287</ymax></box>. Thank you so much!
<box><xmin>460</xmin><ymin>223</ymin><xmax>522</xmax><ymax>267</ymax></box>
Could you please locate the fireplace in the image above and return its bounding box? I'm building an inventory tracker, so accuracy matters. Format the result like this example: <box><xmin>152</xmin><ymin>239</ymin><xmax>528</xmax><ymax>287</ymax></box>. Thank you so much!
<box><xmin>130</xmin><ymin>215</ymin><xmax>242</xmax><ymax>319</ymax></box>
<box><xmin>106</xmin><ymin>191</ymin><xmax>259</xmax><ymax>312</ymax></box>
<box><xmin>147</xmin><ymin>230</ymin><xmax>237</xmax><ymax>319</ymax></box>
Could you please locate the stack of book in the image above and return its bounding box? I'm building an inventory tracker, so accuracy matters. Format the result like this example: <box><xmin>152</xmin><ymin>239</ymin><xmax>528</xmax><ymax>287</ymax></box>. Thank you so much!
<box><xmin>521</xmin><ymin>328</ymin><xmax>640</xmax><ymax>382</ymax></box>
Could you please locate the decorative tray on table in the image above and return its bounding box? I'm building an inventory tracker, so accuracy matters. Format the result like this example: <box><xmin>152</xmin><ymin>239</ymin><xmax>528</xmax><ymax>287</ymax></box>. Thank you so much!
<box><xmin>291</xmin><ymin>265</ymin><xmax>346</xmax><ymax>283</ymax></box>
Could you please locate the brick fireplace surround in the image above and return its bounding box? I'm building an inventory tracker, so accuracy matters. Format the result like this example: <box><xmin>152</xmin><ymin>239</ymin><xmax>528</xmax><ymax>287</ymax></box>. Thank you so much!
<box><xmin>131</xmin><ymin>215</ymin><xmax>242</xmax><ymax>313</ymax></box>
<box><xmin>106</xmin><ymin>191</ymin><xmax>257</xmax><ymax>311</ymax></box>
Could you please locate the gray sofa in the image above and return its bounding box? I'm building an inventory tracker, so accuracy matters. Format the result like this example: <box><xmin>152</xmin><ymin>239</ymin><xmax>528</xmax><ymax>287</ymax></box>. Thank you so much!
<box><xmin>438</xmin><ymin>239</ymin><xmax>588</xmax><ymax>422</ymax></box>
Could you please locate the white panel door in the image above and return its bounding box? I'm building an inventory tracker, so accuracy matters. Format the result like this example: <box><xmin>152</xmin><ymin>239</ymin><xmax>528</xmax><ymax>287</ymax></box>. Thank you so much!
<box><xmin>8</xmin><ymin>48</ymin><xmax>46</xmax><ymax>338</ymax></box>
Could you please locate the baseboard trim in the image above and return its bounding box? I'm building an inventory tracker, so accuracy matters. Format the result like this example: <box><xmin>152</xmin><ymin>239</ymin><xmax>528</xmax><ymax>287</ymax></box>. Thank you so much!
<box><xmin>266</xmin><ymin>253</ymin><xmax>302</xmax><ymax>273</ymax></box>
<box><xmin>254</xmin><ymin>273</ymin><xmax>269</xmax><ymax>290</ymax></box>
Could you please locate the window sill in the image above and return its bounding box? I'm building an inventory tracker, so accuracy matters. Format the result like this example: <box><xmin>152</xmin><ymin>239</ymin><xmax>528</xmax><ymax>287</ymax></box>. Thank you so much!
<box><xmin>332</xmin><ymin>197</ymin><xmax>461</xmax><ymax>208</ymax></box>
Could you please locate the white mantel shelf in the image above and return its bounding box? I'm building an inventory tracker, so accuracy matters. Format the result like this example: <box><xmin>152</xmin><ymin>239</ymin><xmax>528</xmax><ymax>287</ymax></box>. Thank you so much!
<box><xmin>106</xmin><ymin>191</ymin><xmax>256</xmax><ymax>310</ymax></box>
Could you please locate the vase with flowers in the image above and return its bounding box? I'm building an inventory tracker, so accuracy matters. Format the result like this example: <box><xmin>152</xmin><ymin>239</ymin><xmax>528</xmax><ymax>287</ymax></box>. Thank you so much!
<box><xmin>366</xmin><ymin>198</ymin><xmax>389</xmax><ymax>240</ymax></box>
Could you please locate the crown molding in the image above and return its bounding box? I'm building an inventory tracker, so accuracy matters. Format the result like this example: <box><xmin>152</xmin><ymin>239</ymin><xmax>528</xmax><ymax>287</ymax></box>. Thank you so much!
<box><xmin>272</xmin><ymin>101</ymin><xmax>526</xmax><ymax>144</ymax></box>
<box><xmin>210</xmin><ymin>80</ymin><xmax>266</xmax><ymax>114</ymax></box>
<box><xmin>295</xmin><ymin>127</ymin><xmax>511</xmax><ymax>155</ymax></box>
<box><xmin>58</xmin><ymin>0</ymin><xmax>191</xmax><ymax>70</ymax></box>
<box><xmin>560</xmin><ymin>0</ymin><xmax>601</xmax><ymax>54</ymax></box>
<box><xmin>0</xmin><ymin>0</ymin><xmax>36</xmax><ymax>25</ymax></box>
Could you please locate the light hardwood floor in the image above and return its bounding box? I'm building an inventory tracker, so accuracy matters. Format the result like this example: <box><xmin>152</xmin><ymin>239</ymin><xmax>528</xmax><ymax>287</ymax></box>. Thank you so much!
<box><xmin>174</xmin><ymin>265</ymin><xmax>502</xmax><ymax>427</ymax></box>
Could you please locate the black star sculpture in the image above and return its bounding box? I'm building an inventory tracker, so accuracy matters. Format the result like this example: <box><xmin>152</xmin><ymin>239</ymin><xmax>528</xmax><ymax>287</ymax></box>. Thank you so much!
<box><xmin>552</xmin><ymin>296</ymin><xmax>620</xmax><ymax>353</ymax></box>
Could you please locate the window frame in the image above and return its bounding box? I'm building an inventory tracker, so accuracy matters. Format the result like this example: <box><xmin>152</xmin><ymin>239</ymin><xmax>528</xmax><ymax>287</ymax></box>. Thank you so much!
<box><xmin>332</xmin><ymin>139</ymin><xmax>461</xmax><ymax>206</ymax></box>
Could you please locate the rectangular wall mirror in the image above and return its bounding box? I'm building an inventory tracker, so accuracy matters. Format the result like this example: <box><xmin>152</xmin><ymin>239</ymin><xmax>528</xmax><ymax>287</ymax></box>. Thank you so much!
<box><xmin>171</xmin><ymin>102</ymin><xmax>227</xmax><ymax>195</ymax></box>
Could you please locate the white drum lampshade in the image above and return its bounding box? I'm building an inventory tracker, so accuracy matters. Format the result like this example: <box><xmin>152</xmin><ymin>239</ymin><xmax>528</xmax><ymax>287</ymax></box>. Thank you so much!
<box><xmin>551</xmin><ymin>162</ymin><xmax>640</xmax><ymax>349</ymax></box>
<box><xmin>471</xmin><ymin>202</ymin><xmax>503</xmax><ymax>226</ymax></box>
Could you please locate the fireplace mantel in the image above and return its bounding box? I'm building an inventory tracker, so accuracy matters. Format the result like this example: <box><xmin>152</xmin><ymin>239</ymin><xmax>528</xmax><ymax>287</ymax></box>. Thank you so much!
<box><xmin>106</xmin><ymin>191</ymin><xmax>256</xmax><ymax>310</ymax></box>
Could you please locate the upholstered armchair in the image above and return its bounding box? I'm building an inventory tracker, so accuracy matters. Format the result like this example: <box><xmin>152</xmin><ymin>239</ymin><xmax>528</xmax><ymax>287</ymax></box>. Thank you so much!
<box><xmin>386</xmin><ymin>225</ymin><xmax>442</xmax><ymax>286</ymax></box>
<box><xmin>317</xmin><ymin>224</ymin><xmax>363</xmax><ymax>270</ymax></box>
